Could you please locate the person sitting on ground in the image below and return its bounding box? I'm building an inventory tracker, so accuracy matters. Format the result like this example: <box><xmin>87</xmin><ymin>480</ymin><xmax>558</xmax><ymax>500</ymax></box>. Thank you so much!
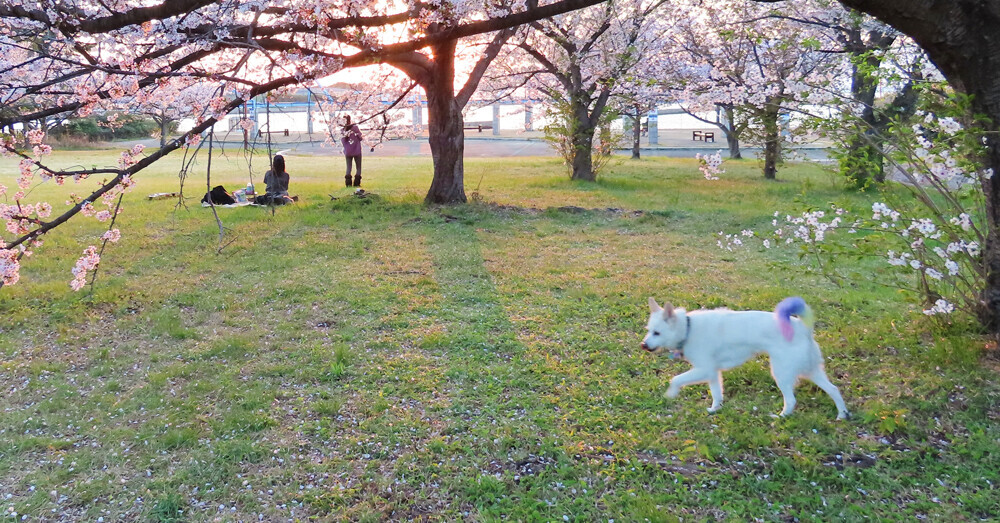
<box><xmin>258</xmin><ymin>154</ymin><xmax>293</xmax><ymax>205</ymax></box>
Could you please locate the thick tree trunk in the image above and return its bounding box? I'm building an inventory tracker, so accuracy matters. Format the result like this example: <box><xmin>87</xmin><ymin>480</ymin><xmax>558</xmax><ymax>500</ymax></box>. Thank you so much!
<box><xmin>424</xmin><ymin>85</ymin><xmax>466</xmax><ymax>204</ymax></box>
<box><xmin>422</xmin><ymin>40</ymin><xmax>467</xmax><ymax>204</ymax></box>
<box><xmin>981</xmin><ymin>134</ymin><xmax>1000</xmax><ymax>333</ymax></box>
<box><xmin>761</xmin><ymin>102</ymin><xmax>781</xmax><ymax>180</ymax></box>
<box><xmin>571</xmin><ymin>124</ymin><xmax>597</xmax><ymax>181</ymax></box>
<box><xmin>725</xmin><ymin>129</ymin><xmax>742</xmax><ymax>160</ymax></box>
<box><xmin>395</xmin><ymin>27</ymin><xmax>513</xmax><ymax>204</ymax></box>
<box><xmin>569</xmin><ymin>97</ymin><xmax>597</xmax><ymax>181</ymax></box>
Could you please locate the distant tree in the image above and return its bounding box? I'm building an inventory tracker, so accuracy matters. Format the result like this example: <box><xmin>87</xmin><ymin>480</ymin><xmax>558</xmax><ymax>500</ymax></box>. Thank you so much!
<box><xmin>501</xmin><ymin>0</ymin><xmax>674</xmax><ymax>180</ymax></box>
<box><xmin>760</xmin><ymin>3</ymin><xmax>925</xmax><ymax>187</ymax></box>
<box><xmin>130</xmin><ymin>81</ymin><xmax>220</xmax><ymax>147</ymax></box>
<box><xmin>673</xmin><ymin>0</ymin><xmax>844</xmax><ymax>179</ymax></box>
<box><xmin>616</xmin><ymin>95</ymin><xmax>659</xmax><ymax>160</ymax></box>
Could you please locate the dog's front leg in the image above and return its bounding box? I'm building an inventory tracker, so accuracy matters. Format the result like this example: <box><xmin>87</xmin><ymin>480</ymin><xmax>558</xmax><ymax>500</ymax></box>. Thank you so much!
<box><xmin>665</xmin><ymin>368</ymin><xmax>712</xmax><ymax>399</ymax></box>
<box><xmin>707</xmin><ymin>372</ymin><xmax>724</xmax><ymax>413</ymax></box>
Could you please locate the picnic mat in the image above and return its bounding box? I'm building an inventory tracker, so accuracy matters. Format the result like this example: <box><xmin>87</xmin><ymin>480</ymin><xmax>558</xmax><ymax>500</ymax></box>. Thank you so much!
<box><xmin>200</xmin><ymin>201</ymin><xmax>253</xmax><ymax>208</ymax></box>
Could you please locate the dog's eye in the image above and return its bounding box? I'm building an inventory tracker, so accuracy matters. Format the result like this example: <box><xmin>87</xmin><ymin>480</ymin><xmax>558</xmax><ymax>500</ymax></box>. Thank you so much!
<box><xmin>652</xmin><ymin>331</ymin><xmax>660</xmax><ymax>336</ymax></box>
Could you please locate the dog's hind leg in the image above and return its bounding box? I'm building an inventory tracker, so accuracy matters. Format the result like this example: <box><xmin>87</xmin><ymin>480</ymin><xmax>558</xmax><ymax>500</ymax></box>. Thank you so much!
<box><xmin>707</xmin><ymin>371</ymin><xmax>724</xmax><ymax>413</ymax></box>
<box><xmin>772</xmin><ymin>370</ymin><xmax>799</xmax><ymax>417</ymax></box>
<box><xmin>807</xmin><ymin>368</ymin><xmax>850</xmax><ymax>419</ymax></box>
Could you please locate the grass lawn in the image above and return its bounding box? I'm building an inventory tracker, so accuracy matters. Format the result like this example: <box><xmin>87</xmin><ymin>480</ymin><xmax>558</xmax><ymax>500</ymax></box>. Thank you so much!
<box><xmin>1</xmin><ymin>147</ymin><xmax>998</xmax><ymax>521</ymax></box>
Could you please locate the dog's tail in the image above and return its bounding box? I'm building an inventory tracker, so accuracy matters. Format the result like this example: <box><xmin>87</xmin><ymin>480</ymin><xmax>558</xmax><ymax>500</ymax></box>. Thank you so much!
<box><xmin>775</xmin><ymin>296</ymin><xmax>815</xmax><ymax>342</ymax></box>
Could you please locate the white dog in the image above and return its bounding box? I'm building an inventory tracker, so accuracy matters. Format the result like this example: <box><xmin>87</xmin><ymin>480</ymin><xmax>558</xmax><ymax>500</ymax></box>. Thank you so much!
<box><xmin>641</xmin><ymin>297</ymin><xmax>849</xmax><ymax>419</ymax></box>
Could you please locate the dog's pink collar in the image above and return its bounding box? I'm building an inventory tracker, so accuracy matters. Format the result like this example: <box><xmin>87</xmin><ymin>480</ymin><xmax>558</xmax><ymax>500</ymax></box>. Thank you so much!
<box><xmin>668</xmin><ymin>316</ymin><xmax>691</xmax><ymax>360</ymax></box>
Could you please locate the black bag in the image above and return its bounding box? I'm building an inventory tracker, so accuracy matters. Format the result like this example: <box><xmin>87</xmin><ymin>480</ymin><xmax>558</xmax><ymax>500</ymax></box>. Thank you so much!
<box><xmin>202</xmin><ymin>185</ymin><xmax>236</xmax><ymax>205</ymax></box>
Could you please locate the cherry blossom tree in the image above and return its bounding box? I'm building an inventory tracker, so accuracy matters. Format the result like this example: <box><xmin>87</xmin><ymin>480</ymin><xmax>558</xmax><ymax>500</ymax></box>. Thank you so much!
<box><xmin>0</xmin><ymin>0</ymin><xmax>607</xmax><ymax>290</ymax></box>
<box><xmin>382</xmin><ymin>28</ymin><xmax>516</xmax><ymax>203</ymax></box>
<box><xmin>499</xmin><ymin>0</ymin><xmax>675</xmax><ymax>181</ymax></box>
<box><xmin>673</xmin><ymin>0</ymin><xmax>845</xmax><ymax>179</ymax></box>
<box><xmin>670</xmin><ymin>2</ymin><xmax>763</xmax><ymax>162</ymax></box>
<box><xmin>611</xmin><ymin>31</ymin><xmax>676</xmax><ymax>161</ymax></box>
<box><xmin>748</xmin><ymin>0</ymin><xmax>1000</xmax><ymax>335</ymax></box>
<box><xmin>128</xmin><ymin>80</ymin><xmax>223</xmax><ymax>148</ymax></box>
<box><xmin>615</xmin><ymin>81</ymin><xmax>668</xmax><ymax>160</ymax></box>
<box><xmin>762</xmin><ymin>3</ymin><xmax>926</xmax><ymax>188</ymax></box>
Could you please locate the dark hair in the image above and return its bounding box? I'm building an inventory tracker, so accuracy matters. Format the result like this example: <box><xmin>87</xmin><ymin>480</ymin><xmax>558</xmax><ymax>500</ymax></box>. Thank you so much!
<box><xmin>272</xmin><ymin>154</ymin><xmax>285</xmax><ymax>174</ymax></box>
<box><xmin>343</xmin><ymin>114</ymin><xmax>352</xmax><ymax>131</ymax></box>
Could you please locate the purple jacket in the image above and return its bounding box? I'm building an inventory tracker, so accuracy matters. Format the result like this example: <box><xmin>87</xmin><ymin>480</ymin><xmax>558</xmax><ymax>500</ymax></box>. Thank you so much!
<box><xmin>341</xmin><ymin>124</ymin><xmax>363</xmax><ymax>157</ymax></box>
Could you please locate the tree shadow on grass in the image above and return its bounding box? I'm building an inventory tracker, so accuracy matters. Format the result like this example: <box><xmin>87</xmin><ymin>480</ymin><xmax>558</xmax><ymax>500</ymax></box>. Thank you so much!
<box><xmin>421</xmin><ymin>218</ymin><xmax>521</xmax><ymax>359</ymax></box>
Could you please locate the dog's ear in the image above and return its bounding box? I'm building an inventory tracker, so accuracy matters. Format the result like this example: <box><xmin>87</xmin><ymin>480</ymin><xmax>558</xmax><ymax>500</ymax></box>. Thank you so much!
<box><xmin>648</xmin><ymin>297</ymin><xmax>662</xmax><ymax>313</ymax></box>
<box><xmin>663</xmin><ymin>302</ymin><xmax>675</xmax><ymax>319</ymax></box>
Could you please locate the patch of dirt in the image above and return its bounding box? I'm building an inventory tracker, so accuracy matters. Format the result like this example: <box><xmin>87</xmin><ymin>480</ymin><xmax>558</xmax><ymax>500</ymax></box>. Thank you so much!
<box><xmin>634</xmin><ymin>450</ymin><xmax>705</xmax><ymax>477</ymax></box>
<box><xmin>551</xmin><ymin>205</ymin><xmax>645</xmax><ymax>217</ymax></box>
<box><xmin>486</xmin><ymin>454</ymin><xmax>555</xmax><ymax>480</ymax></box>
<box><xmin>823</xmin><ymin>452</ymin><xmax>877</xmax><ymax>470</ymax></box>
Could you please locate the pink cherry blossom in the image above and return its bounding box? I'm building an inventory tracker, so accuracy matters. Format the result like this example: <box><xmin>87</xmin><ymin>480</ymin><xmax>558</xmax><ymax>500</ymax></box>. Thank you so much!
<box><xmin>696</xmin><ymin>151</ymin><xmax>725</xmax><ymax>180</ymax></box>
<box><xmin>70</xmin><ymin>246</ymin><xmax>100</xmax><ymax>291</ymax></box>
<box><xmin>102</xmin><ymin>229</ymin><xmax>122</xmax><ymax>243</ymax></box>
<box><xmin>35</xmin><ymin>202</ymin><xmax>52</xmax><ymax>218</ymax></box>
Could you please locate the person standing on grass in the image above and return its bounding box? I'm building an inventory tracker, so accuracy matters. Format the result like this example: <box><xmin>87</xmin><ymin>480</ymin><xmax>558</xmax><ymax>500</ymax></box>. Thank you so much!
<box><xmin>342</xmin><ymin>115</ymin><xmax>363</xmax><ymax>187</ymax></box>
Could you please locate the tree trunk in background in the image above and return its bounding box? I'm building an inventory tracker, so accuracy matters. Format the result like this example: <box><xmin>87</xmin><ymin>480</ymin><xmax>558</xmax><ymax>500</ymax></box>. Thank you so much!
<box><xmin>725</xmin><ymin>129</ymin><xmax>742</xmax><ymax>160</ymax></box>
<box><xmin>722</xmin><ymin>105</ymin><xmax>742</xmax><ymax>159</ymax></box>
<box><xmin>761</xmin><ymin>101</ymin><xmax>781</xmax><ymax>180</ymax></box>
<box><xmin>570</xmin><ymin>123</ymin><xmax>597</xmax><ymax>180</ymax></box>
<box><xmin>631</xmin><ymin>111</ymin><xmax>641</xmax><ymax>160</ymax></box>
<box><xmin>842</xmin><ymin>45</ymin><xmax>885</xmax><ymax>188</ymax></box>
<box><xmin>159</xmin><ymin>117</ymin><xmax>169</xmax><ymax>148</ymax></box>
<box><xmin>687</xmin><ymin>104</ymin><xmax>743</xmax><ymax>159</ymax></box>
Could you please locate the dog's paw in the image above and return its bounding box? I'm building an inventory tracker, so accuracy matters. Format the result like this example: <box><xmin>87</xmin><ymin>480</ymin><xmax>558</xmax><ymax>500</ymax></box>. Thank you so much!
<box><xmin>837</xmin><ymin>410</ymin><xmax>851</xmax><ymax>420</ymax></box>
<box><xmin>707</xmin><ymin>407</ymin><xmax>720</xmax><ymax>414</ymax></box>
<box><xmin>664</xmin><ymin>387</ymin><xmax>680</xmax><ymax>399</ymax></box>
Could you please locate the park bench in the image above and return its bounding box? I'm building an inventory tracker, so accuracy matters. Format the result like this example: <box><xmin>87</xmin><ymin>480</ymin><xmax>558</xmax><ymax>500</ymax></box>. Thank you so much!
<box><xmin>464</xmin><ymin>121</ymin><xmax>493</xmax><ymax>132</ymax></box>
<box><xmin>692</xmin><ymin>130</ymin><xmax>715</xmax><ymax>142</ymax></box>
<box><xmin>257</xmin><ymin>128</ymin><xmax>290</xmax><ymax>137</ymax></box>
